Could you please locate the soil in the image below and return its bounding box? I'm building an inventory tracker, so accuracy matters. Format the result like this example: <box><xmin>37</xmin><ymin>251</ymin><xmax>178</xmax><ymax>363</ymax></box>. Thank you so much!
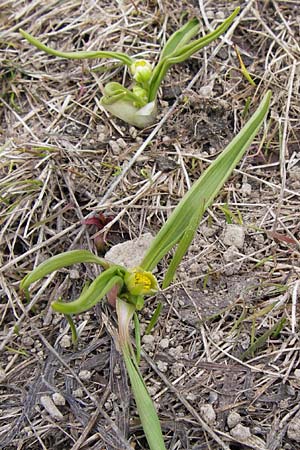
<box><xmin>1</xmin><ymin>1</ymin><xmax>300</xmax><ymax>449</ymax></box>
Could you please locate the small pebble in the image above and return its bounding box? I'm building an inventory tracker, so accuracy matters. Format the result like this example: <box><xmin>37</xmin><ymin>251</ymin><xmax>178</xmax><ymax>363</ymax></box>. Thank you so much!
<box><xmin>73</xmin><ymin>388</ymin><xmax>83</xmax><ymax>398</ymax></box>
<box><xmin>69</xmin><ymin>269</ymin><xmax>80</xmax><ymax>280</ymax></box>
<box><xmin>227</xmin><ymin>411</ymin><xmax>242</xmax><ymax>428</ymax></box>
<box><xmin>159</xmin><ymin>338</ymin><xmax>169</xmax><ymax>349</ymax></box>
<box><xmin>22</xmin><ymin>336</ymin><xmax>34</xmax><ymax>347</ymax></box>
<box><xmin>190</xmin><ymin>263</ymin><xmax>199</xmax><ymax>274</ymax></box>
<box><xmin>241</xmin><ymin>182</ymin><xmax>252</xmax><ymax>196</ymax></box>
<box><xmin>287</xmin><ymin>417</ymin><xmax>300</xmax><ymax>442</ymax></box>
<box><xmin>199</xmin><ymin>404</ymin><xmax>216</xmax><ymax>425</ymax></box>
<box><xmin>142</xmin><ymin>334</ymin><xmax>155</xmax><ymax>345</ymax></box>
<box><xmin>79</xmin><ymin>370</ymin><xmax>92</xmax><ymax>381</ymax></box>
<box><xmin>215</xmin><ymin>10</ymin><xmax>225</xmax><ymax>19</ymax></box>
<box><xmin>40</xmin><ymin>395</ymin><xmax>63</xmax><ymax>420</ymax></box>
<box><xmin>186</xmin><ymin>393</ymin><xmax>197</xmax><ymax>402</ymax></box>
<box><xmin>116</xmin><ymin>138</ymin><xmax>127</xmax><ymax>149</ymax></box>
<box><xmin>223</xmin><ymin>245</ymin><xmax>238</xmax><ymax>263</ymax></box>
<box><xmin>171</xmin><ymin>363</ymin><xmax>184</xmax><ymax>377</ymax></box>
<box><xmin>52</xmin><ymin>393</ymin><xmax>65</xmax><ymax>406</ymax></box>
<box><xmin>0</xmin><ymin>368</ymin><xmax>6</xmax><ymax>383</ymax></box>
<box><xmin>169</xmin><ymin>345</ymin><xmax>184</xmax><ymax>360</ymax></box>
<box><xmin>223</xmin><ymin>224</ymin><xmax>245</xmax><ymax>249</ymax></box>
<box><xmin>199</xmin><ymin>84</ymin><xmax>213</xmax><ymax>97</ymax></box>
<box><xmin>109</xmin><ymin>140</ymin><xmax>121</xmax><ymax>154</ymax></box>
<box><xmin>157</xmin><ymin>360</ymin><xmax>168</xmax><ymax>372</ymax></box>
<box><xmin>230</xmin><ymin>424</ymin><xmax>251</xmax><ymax>440</ymax></box>
<box><xmin>60</xmin><ymin>335</ymin><xmax>72</xmax><ymax>348</ymax></box>
<box><xmin>294</xmin><ymin>369</ymin><xmax>300</xmax><ymax>379</ymax></box>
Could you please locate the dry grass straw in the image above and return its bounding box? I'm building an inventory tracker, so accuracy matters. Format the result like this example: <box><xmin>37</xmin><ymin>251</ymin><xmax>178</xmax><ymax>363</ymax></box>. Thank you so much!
<box><xmin>1</xmin><ymin>0</ymin><xmax>300</xmax><ymax>449</ymax></box>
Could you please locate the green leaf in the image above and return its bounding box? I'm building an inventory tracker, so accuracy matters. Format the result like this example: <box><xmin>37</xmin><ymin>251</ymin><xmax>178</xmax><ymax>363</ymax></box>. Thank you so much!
<box><xmin>145</xmin><ymin>302</ymin><xmax>163</xmax><ymax>335</ymax></box>
<box><xmin>160</xmin><ymin>18</ymin><xmax>199</xmax><ymax>60</ymax></box>
<box><xmin>148</xmin><ymin>7</ymin><xmax>240</xmax><ymax>101</ymax></box>
<box><xmin>51</xmin><ymin>266</ymin><xmax>125</xmax><ymax>314</ymax></box>
<box><xmin>117</xmin><ymin>299</ymin><xmax>166</xmax><ymax>450</ymax></box>
<box><xmin>162</xmin><ymin>199</ymin><xmax>205</xmax><ymax>288</ymax></box>
<box><xmin>20</xmin><ymin>250</ymin><xmax>109</xmax><ymax>293</ymax></box>
<box><xmin>141</xmin><ymin>90</ymin><xmax>272</xmax><ymax>271</ymax></box>
<box><xmin>19</xmin><ymin>29</ymin><xmax>133</xmax><ymax>66</ymax></box>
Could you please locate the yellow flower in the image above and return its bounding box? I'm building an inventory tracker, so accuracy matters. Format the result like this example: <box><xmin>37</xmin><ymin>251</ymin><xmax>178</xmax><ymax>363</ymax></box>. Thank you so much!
<box><xmin>130</xmin><ymin>60</ymin><xmax>152</xmax><ymax>84</ymax></box>
<box><xmin>124</xmin><ymin>268</ymin><xmax>158</xmax><ymax>296</ymax></box>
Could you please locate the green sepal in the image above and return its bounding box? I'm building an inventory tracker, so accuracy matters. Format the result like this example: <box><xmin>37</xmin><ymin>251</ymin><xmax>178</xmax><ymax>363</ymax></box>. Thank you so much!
<box><xmin>20</xmin><ymin>250</ymin><xmax>109</xmax><ymax>296</ymax></box>
<box><xmin>19</xmin><ymin>29</ymin><xmax>133</xmax><ymax>66</ymax></box>
<box><xmin>51</xmin><ymin>266</ymin><xmax>125</xmax><ymax>315</ymax></box>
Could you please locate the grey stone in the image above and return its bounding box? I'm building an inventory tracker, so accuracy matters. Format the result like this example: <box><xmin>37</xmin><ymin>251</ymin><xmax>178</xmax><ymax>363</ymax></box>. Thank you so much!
<box><xmin>223</xmin><ymin>224</ymin><xmax>245</xmax><ymax>249</ymax></box>
<box><xmin>105</xmin><ymin>233</ymin><xmax>154</xmax><ymax>268</ymax></box>
<box><xmin>227</xmin><ymin>411</ymin><xmax>242</xmax><ymax>428</ymax></box>
<box><xmin>287</xmin><ymin>416</ymin><xmax>300</xmax><ymax>442</ymax></box>
<box><xmin>199</xmin><ymin>404</ymin><xmax>216</xmax><ymax>425</ymax></box>
<box><xmin>230</xmin><ymin>424</ymin><xmax>251</xmax><ymax>440</ymax></box>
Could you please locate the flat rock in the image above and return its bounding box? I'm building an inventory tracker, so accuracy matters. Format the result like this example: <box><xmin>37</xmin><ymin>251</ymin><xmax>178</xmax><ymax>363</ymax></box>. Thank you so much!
<box><xmin>105</xmin><ymin>233</ymin><xmax>154</xmax><ymax>268</ymax></box>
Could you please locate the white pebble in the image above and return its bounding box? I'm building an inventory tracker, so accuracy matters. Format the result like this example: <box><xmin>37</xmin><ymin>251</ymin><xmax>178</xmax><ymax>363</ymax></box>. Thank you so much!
<box><xmin>199</xmin><ymin>404</ymin><xmax>216</xmax><ymax>425</ymax></box>
<box><xmin>73</xmin><ymin>388</ymin><xmax>83</xmax><ymax>398</ymax></box>
<box><xmin>52</xmin><ymin>393</ymin><xmax>65</xmax><ymax>406</ymax></box>
<box><xmin>142</xmin><ymin>334</ymin><xmax>155</xmax><ymax>345</ymax></box>
<box><xmin>230</xmin><ymin>424</ymin><xmax>251</xmax><ymax>440</ymax></box>
<box><xmin>60</xmin><ymin>335</ymin><xmax>72</xmax><ymax>348</ymax></box>
<box><xmin>40</xmin><ymin>395</ymin><xmax>63</xmax><ymax>420</ymax></box>
<box><xmin>287</xmin><ymin>417</ymin><xmax>300</xmax><ymax>442</ymax></box>
<box><xmin>79</xmin><ymin>370</ymin><xmax>92</xmax><ymax>380</ymax></box>
<box><xmin>223</xmin><ymin>224</ymin><xmax>245</xmax><ymax>249</ymax></box>
<box><xmin>0</xmin><ymin>368</ymin><xmax>6</xmax><ymax>383</ymax></box>
<box><xmin>159</xmin><ymin>338</ymin><xmax>169</xmax><ymax>349</ymax></box>
<box><xmin>109</xmin><ymin>140</ymin><xmax>121</xmax><ymax>154</ymax></box>
<box><xmin>227</xmin><ymin>411</ymin><xmax>242</xmax><ymax>428</ymax></box>
<box><xmin>241</xmin><ymin>182</ymin><xmax>252</xmax><ymax>196</ymax></box>
<box><xmin>223</xmin><ymin>245</ymin><xmax>238</xmax><ymax>263</ymax></box>
<box><xmin>199</xmin><ymin>85</ymin><xmax>213</xmax><ymax>97</ymax></box>
<box><xmin>157</xmin><ymin>360</ymin><xmax>168</xmax><ymax>372</ymax></box>
<box><xmin>293</xmin><ymin>369</ymin><xmax>300</xmax><ymax>380</ymax></box>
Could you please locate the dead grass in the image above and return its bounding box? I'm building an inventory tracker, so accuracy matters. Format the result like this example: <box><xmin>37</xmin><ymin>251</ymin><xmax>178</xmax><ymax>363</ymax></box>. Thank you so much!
<box><xmin>1</xmin><ymin>0</ymin><xmax>300</xmax><ymax>449</ymax></box>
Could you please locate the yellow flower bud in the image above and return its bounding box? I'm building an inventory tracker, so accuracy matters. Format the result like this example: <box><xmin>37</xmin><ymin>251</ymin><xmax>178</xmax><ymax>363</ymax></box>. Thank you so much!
<box><xmin>130</xmin><ymin>60</ymin><xmax>152</xmax><ymax>84</ymax></box>
<box><xmin>124</xmin><ymin>268</ymin><xmax>158</xmax><ymax>296</ymax></box>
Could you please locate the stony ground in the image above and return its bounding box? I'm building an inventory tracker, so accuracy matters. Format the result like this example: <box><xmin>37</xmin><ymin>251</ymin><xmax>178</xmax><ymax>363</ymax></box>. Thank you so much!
<box><xmin>1</xmin><ymin>1</ymin><xmax>300</xmax><ymax>449</ymax></box>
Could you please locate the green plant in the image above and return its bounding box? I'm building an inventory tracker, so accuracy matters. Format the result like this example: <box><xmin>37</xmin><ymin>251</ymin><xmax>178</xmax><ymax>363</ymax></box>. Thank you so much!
<box><xmin>20</xmin><ymin>8</ymin><xmax>240</xmax><ymax>128</ymax></box>
<box><xmin>20</xmin><ymin>91</ymin><xmax>271</xmax><ymax>449</ymax></box>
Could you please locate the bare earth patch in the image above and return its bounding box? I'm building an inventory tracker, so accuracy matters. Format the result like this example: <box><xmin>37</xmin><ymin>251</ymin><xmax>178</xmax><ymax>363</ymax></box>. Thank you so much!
<box><xmin>1</xmin><ymin>1</ymin><xmax>300</xmax><ymax>449</ymax></box>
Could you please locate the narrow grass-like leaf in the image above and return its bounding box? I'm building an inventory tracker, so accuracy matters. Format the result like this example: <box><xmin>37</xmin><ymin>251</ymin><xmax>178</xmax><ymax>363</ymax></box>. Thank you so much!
<box><xmin>19</xmin><ymin>29</ymin><xmax>133</xmax><ymax>66</ymax></box>
<box><xmin>241</xmin><ymin>317</ymin><xmax>286</xmax><ymax>360</ymax></box>
<box><xmin>162</xmin><ymin>199</ymin><xmax>205</xmax><ymax>288</ymax></box>
<box><xmin>160</xmin><ymin>18</ymin><xmax>199</xmax><ymax>60</ymax></box>
<box><xmin>123</xmin><ymin>352</ymin><xmax>166</xmax><ymax>450</ymax></box>
<box><xmin>20</xmin><ymin>250</ymin><xmax>109</xmax><ymax>293</ymax></box>
<box><xmin>235</xmin><ymin>45</ymin><xmax>256</xmax><ymax>86</ymax></box>
<box><xmin>117</xmin><ymin>299</ymin><xmax>166</xmax><ymax>450</ymax></box>
<box><xmin>145</xmin><ymin>302</ymin><xmax>163</xmax><ymax>335</ymax></box>
<box><xmin>65</xmin><ymin>314</ymin><xmax>78</xmax><ymax>344</ymax></box>
<box><xmin>141</xmin><ymin>91</ymin><xmax>272</xmax><ymax>271</ymax></box>
<box><xmin>51</xmin><ymin>267</ymin><xmax>125</xmax><ymax>315</ymax></box>
<box><xmin>148</xmin><ymin>8</ymin><xmax>240</xmax><ymax>101</ymax></box>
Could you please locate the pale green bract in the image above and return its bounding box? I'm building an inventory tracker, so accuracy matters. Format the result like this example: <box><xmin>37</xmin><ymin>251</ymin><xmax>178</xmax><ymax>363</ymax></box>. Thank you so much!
<box><xmin>20</xmin><ymin>91</ymin><xmax>271</xmax><ymax>449</ymax></box>
<box><xmin>20</xmin><ymin>7</ymin><xmax>240</xmax><ymax>128</ymax></box>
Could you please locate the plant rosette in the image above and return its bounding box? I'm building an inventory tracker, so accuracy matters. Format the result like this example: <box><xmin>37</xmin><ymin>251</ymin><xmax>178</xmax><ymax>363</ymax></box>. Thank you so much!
<box><xmin>20</xmin><ymin>8</ymin><xmax>240</xmax><ymax>128</ymax></box>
